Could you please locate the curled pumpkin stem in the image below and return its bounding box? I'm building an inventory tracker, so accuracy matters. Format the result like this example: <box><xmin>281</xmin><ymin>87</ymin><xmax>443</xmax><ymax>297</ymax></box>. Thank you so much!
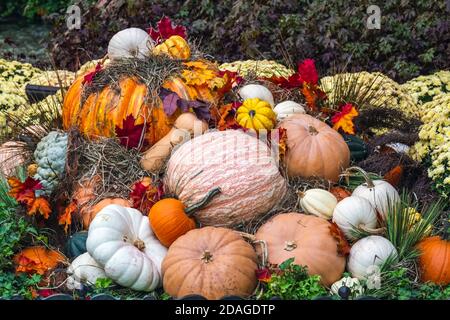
<box><xmin>342</xmin><ymin>166</ymin><xmax>375</xmax><ymax>188</ymax></box>
<box><xmin>185</xmin><ymin>187</ymin><xmax>221</xmax><ymax>216</ymax></box>
<box><xmin>358</xmin><ymin>224</ymin><xmax>386</xmax><ymax>235</ymax></box>
<box><xmin>234</xmin><ymin>231</ymin><xmax>268</xmax><ymax>267</ymax></box>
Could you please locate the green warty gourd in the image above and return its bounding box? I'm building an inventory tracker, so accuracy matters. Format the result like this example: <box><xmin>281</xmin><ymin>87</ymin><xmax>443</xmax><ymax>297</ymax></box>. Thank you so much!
<box><xmin>34</xmin><ymin>131</ymin><xmax>68</xmax><ymax>196</ymax></box>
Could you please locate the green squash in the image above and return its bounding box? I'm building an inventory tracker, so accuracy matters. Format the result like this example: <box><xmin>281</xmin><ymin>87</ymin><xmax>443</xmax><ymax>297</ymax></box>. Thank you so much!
<box><xmin>65</xmin><ymin>231</ymin><xmax>88</xmax><ymax>259</ymax></box>
<box><xmin>342</xmin><ymin>134</ymin><xmax>368</xmax><ymax>162</ymax></box>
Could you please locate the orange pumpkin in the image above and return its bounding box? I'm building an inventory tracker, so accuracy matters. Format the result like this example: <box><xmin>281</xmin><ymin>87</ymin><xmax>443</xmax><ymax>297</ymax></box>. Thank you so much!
<box><xmin>417</xmin><ymin>235</ymin><xmax>450</xmax><ymax>285</ymax></box>
<box><xmin>153</xmin><ymin>35</ymin><xmax>191</xmax><ymax>60</ymax></box>
<box><xmin>330</xmin><ymin>186</ymin><xmax>351</xmax><ymax>202</ymax></box>
<box><xmin>149</xmin><ymin>188</ymin><xmax>221</xmax><ymax>247</ymax></box>
<box><xmin>80</xmin><ymin>198</ymin><xmax>131</xmax><ymax>229</ymax></box>
<box><xmin>255</xmin><ymin>213</ymin><xmax>346</xmax><ymax>286</ymax></box>
<box><xmin>278</xmin><ymin>114</ymin><xmax>350</xmax><ymax>182</ymax></box>
<box><xmin>162</xmin><ymin>227</ymin><xmax>258</xmax><ymax>299</ymax></box>
<box><xmin>62</xmin><ymin>67</ymin><xmax>217</xmax><ymax>148</ymax></box>
<box><xmin>72</xmin><ymin>175</ymin><xmax>102</xmax><ymax>208</ymax></box>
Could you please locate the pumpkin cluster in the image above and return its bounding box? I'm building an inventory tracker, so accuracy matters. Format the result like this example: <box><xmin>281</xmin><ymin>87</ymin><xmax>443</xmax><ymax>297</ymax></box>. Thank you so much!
<box><xmin>2</xmin><ymin>16</ymin><xmax>449</xmax><ymax>301</ymax></box>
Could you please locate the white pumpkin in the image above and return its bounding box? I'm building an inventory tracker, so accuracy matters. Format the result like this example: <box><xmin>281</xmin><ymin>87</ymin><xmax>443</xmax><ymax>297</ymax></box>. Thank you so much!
<box><xmin>330</xmin><ymin>276</ymin><xmax>364</xmax><ymax>297</ymax></box>
<box><xmin>273</xmin><ymin>101</ymin><xmax>306</xmax><ymax>121</ymax></box>
<box><xmin>238</xmin><ymin>84</ymin><xmax>274</xmax><ymax>106</ymax></box>
<box><xmin>332</xmin><ymin>196</ymin><xmax>378</xmax><ymax>240</ymax></box>
<box><xmin>86</xmin><ymin>205</ymin><xmax>167</xmax><ymax>292</ymax></box>
<box><xmin>347</xmin><ymin>236</ymin><xmax>397</xmax><ymax>279</ymax></box>
<box><xmin>348</xmin><ymin>167</ymin><xmax>400</xmax><ymax>220</ymax></box>
<box><xmin>66</xmin><ymin>252</ymin><xmax>107</xmax><ymax>290</ymax></box>
<box><xmin>107</xmin><ymin>28</ymin><xmax>153</xmax><ymax>60</ymax></box>
<box><xmin>299</xmin><ymin>188</ymin><xmax>337</xmax><ymax>220</ymax></box>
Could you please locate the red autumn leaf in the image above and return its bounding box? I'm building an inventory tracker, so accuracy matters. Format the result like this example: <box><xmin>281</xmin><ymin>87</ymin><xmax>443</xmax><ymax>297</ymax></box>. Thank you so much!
<box><xmin>383</xmin><ymin>165</ymin><xmax>404</xmax><ymax>188</ymax></box>
<box><xmin>256</xmin><ymin>268</ymin><xmax>272</xmax><ymax>283</ymax></box>
<box><xmin>8</xmin><ymin>177</ymin><xmax>42</xmax><ymax>206</ymax></box>
<box><xmin>329</xmin><ymin>222</ymin><xmax>351</xmax><ymax>256</ymax></box>
<box><xmin>38</xmin><ymin>289</ymin><xmax>55</xmax><ymax>298</ymax></box>
<box><xmin>59</xmin><ymin>202</ymin><xmax>77</xmax><ymax>233</ymax></box>
<box><xmin>130</xmin><ymin>179</ymin><xmax>164</xmax><ymax>213</ymax></box>
<box><xmin>217</xmin><ymin>70</ymin><xmax>243</xmax><ymax>96</ymax></box>
<box><xmin>115</xmin><ymin>114</ymin><xmax>146</xmax><ymax>149</ymax></box>
<box><xmin>28</xmin><ymin>197</ymin><xmax>52</xmax><ymax>219</ymax></box>
<box><xmin>148</xmin><ymin>16</ymin><xmax>187</xmax><ymax>44</ymax></box>
<box><xmin>82</xmin><ymin>63</ymin><xmax>102</xmax><ymax>85</ymax></box>
<box><xmin>297</xmin><ymin>58</ymin><xmax>319</xmax><ymax>85</ymax></box>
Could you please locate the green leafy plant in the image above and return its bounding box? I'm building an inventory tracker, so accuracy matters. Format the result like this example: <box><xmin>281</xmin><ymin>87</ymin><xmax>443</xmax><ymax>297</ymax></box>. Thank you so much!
<box><xmin>366</xmin><ymin>267</ymin><xmax>450</xmax><ymax>300</ymax></box>
<box><xmin>385</xmin><ymin>191</ymin><xmax>444</xmax><ymax>262</ymax></box>
<box><xmin>260</xmin><ymin>258</ymin><xmax>327</xmax><ymax>300</ymax></box>
<box><xmin>0</xmin><ymin>174</ymin><xmax>39</xmax><ymax>271</ymax></box>
<box><xmin>0</xmin><ymin>272</ymin><xmax>42</xmax><ymax>299</ymax></box>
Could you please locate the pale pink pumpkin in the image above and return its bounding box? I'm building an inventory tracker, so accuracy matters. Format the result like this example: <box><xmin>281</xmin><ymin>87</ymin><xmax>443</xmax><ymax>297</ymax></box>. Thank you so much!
<box><xmin>0</xmin><ymin>141</ymin><xmax>26</xmax><ymax>176</ymax></box>
<box><xmin>164</xmin><ymin>130</ymin><xmax>287</xmax><ymax>227</ymax></box>
<box><xmin>278</xmin><ymin>114</ymin><xmax>350</xmax><ymax>182</ymax></box>
<box><xmin>255</xmin><ymin>213</ymin><xmax>346</xmax><ymax>286</ymax></box>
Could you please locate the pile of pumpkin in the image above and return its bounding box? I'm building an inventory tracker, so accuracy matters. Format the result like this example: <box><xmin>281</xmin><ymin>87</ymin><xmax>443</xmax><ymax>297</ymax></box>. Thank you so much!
<box><xmin>2</xmin><ymin>18</ymin><xmax>449</xmax><ymax>300</ymax></box>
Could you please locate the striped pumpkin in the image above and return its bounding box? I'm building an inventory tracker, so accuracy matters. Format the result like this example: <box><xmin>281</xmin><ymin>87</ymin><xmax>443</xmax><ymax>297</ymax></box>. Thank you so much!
<box><xmin>63</xmin><ymin>71</ymin><xmax>218</xmax><ymax>148</ymax></box>
<box><xmin>153</xmin><ymin>35</ymin><xmax>191</xmax><ymax>60</ymax></box>
<box><xmin>164</xmin><ymin>130</ymin><xmax>287</xmax><ymax>227</ymax></box>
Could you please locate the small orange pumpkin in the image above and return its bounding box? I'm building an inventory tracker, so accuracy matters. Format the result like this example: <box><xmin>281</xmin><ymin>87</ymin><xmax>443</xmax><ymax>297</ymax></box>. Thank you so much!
<box><xmin>330</xmin><ymin>186</ymin><xmax>351</xmax><ymax>202</ymax></box>
<box><xmin>149</xmin><ymin>188</ymin><xmax>221</xmax><ymax>247</ymax></box>
<box><xmin>417</xmin><ymin>234</ymin><xmax>450</xmax><ymax>285</ymax></box>
<box><xmin>81</xmin><ymin>198</ymin><xmax>131</xmax><ymax>229</ymax></box>
<box><xmin>153</xmin><ymin>35</ymin><xmax>191</xmax><ymax>60</ymax></box>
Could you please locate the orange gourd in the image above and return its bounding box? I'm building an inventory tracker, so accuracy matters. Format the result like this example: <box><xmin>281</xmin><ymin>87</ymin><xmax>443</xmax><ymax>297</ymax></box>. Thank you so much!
<box><xmin>149</xmin><ymin>188</ymin><xmax>221</xmax><ymax>247</ymax></box>
<box><xmin>153</xmin><ymin>35</ymin><xmax>191</xmax><ymax>60</ymax></box>
<box><xmin>255</xmin><ymin>213</ymin><xmax>346</xmax><ymax>286</ymax></box>
<box><xmin>278</xmin><ymin>114</ymin><xmax>350</xmax><ymax>182</ymax></box>
<box><xmin>417</xmin><ymin>233</ymin><xmax>450</xmax><ymax>285</ymax></box>
<box><xmin>162</xmin><ymin>227</ymin><xmax>258</xmax><ymax>299</ymax></box>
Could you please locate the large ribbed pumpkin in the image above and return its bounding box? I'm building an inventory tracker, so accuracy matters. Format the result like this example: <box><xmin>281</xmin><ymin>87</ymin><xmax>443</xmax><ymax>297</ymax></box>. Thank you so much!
<box><xmin>278</xmin><ymin>114</ymin><xmax>350</xmax><ymax>182</ymax></box>
<box><xmin>255</xmin><ymin>213</ymin><xmax>346</xmax><ymax>286</ymax></box>
<box><xmin>162</xmin><ymin>227</ymin><xmax>258</xmax><ymax>299</ymax></box>
<box><xmin>63</xmin><ymin>71</ymin><xmax>217</xmax><ymax>147</ymax></box>
<box><xmin>164</xmin><ymin>130</ymin><xmax>287</xmax><ymax>227</ymax></box>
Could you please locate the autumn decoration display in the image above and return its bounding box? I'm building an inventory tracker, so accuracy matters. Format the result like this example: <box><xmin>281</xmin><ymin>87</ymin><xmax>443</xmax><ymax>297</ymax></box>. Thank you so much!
<box><xmin>1</xmin><ymin>14</ymin><xmax>449</xmax><ymax>301</ymax></box>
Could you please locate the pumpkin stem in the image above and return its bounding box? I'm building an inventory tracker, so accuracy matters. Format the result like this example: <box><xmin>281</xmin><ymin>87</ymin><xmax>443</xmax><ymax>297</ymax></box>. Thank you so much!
<box><xmin>201</xmin><ymin>250</ymin><xmax>213</xmax><ymax>263</ymax></box>
<box><xmin>308</xmin><ymin>125</ymin><xmax>319</xmax><ymax>135</ymax></box>
<box><xmin>344</xmin><ymin>166</ymin><xmax>375</xmax><ymax>188</ymax></box>
<box><xmin>133</xmin><ymin>239</ymin><xmax>146</xmax><ymax>251</ymax></box>
<box><xmin>358</xmin><ymin>224</ymin><xmax>386</xmax><ymax>235</ymax></box>
<box><xmin>185</xmin><ymin>187</ymin><xmax>221</xmax><ymax>216</ymax></box>
<box><xmin>284</xmin><ymin>241</ymin><xmax>297</xmax><ymax>251</ymax></box>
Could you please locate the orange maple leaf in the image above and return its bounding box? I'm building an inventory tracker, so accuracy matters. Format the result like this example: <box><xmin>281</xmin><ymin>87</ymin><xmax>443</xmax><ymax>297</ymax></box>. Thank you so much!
<box><xmin>217</xmin><ymin>103</ymin><xmax>242</xmax><ymax>131</ymax></box>
<box><xmin>14</xmin><ymin>246</ymin><xmax>66</xmax><ymax>275</ymax></box>
<box><xmin>59</xmin><ymin>202</ymin><xmax>77</xmax><ymax>233</ymax></box>
<box><xmin>28</xmin><ymin>197</ymin><xmax>52</xmax><ymax>219</ymax></box>
<box><xmin>332</xmin><ymin>103</ymin><xmax>359</xmax><ymax>135</ymax></box>
<box><xmin>7</xmin><ymin>177</ymin><xmax>43</xmax><ymax>206</ymax></box>
<box><xmin>329</xmin><ymin>222</ymin><xmax>351</xmax><ymax>256</ymax></box>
